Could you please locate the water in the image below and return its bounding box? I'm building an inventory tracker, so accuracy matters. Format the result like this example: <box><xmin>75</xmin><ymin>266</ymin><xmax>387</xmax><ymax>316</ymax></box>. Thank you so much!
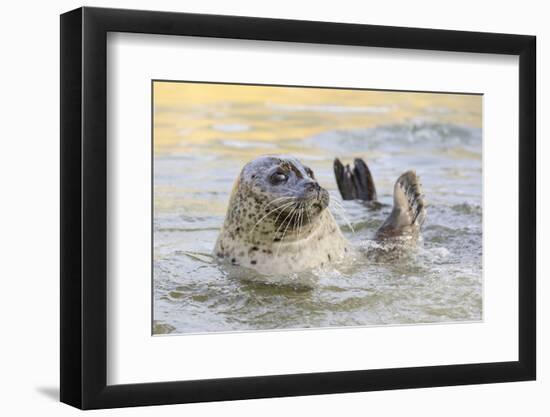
<box><xmin>153</xmin><ymin>84</ymin><xmax>482</xmax><ymax>335</ymax></box>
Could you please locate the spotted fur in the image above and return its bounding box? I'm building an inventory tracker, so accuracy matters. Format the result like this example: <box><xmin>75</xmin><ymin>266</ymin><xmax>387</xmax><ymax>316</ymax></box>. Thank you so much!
<box><xmin>214</xmin><ymin>155</ymin><xmax>349</xmax><ymax>275</ymax></box>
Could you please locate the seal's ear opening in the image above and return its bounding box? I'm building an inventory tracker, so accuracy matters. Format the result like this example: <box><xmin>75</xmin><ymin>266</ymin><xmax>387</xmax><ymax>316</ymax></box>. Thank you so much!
<box><xmin>333</xmin><ymin>158</ymin><xmax>377</xmax><ymax>201</ymax></box>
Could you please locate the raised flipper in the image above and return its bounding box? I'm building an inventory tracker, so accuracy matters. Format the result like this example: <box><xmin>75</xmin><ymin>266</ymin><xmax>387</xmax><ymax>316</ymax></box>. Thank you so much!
<box><xmin>334</xmin><ymin>158</ymin><xmax>377</xmax><ymax>201</ymax></box>
<box><xmin>375</xmin><ymin>170</ymin><xmax>426</xmax><ymax>241</ymax></box>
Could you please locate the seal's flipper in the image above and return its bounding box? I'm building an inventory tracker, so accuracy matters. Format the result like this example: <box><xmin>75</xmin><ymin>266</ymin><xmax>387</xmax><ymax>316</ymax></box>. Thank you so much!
<box><xmin>334</xmin><ymin>158</ymin><xmax>377</xmax><ymax>201</ymax></box>
<box><xmin>375</xmin><ymin>170</ymin><xmax>426</xmax><ymax>240</ymax></box>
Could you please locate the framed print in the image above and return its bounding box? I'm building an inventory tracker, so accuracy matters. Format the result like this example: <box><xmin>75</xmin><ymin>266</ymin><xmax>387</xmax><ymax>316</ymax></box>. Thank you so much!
<box><xmin>60</xmin><ymin>6</ymin><xmax>536</xmax><ymax>409</ymax></box>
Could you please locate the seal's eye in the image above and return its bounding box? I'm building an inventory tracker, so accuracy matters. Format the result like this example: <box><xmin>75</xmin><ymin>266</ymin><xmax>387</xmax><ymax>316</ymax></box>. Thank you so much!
<box><xmin>270</xmin><ymin>172</ymin><xmax>288</xmax><ymax>185</ymax></box>
<box><xmin>305</xmin><ymin>167</ymin><xmax>315</xmax><ymax>179</ymax></box>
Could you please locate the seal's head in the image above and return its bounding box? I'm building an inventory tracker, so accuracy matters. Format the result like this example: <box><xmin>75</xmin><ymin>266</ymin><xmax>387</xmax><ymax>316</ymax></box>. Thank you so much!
<box><xmin>239</xmin><ymin>155</ymin><xmax>329</xmax><ymax>227</ymax></box>
<box><xmin>215</xmin><ymin>155</ymin><xmax>348</xmax><ymax>272</ymax></box>
<box><xmin>219</xmin><ymin>155</ymin><xmax>331</xmax><ymax>247</ymax></box>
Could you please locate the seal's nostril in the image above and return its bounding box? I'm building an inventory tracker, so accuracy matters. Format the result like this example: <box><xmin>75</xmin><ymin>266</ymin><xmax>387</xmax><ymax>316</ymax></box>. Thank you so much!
<box><xmin>305</xmin><ymin>181</ymin><xmax>319</xmax><ymax>192</ymax></box>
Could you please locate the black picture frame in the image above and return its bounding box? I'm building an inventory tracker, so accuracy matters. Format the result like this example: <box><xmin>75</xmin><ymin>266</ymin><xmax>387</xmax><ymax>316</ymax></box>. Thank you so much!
<box><xmin>60</xmin><ymin>6</ymin><xmax>536</xmax><ymax>410</ymax></box>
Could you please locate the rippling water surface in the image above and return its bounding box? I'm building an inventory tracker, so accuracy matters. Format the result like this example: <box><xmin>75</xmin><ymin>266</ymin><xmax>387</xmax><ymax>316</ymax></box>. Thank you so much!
<box><xmin>153</xmin><ymin>83</ymin><xmax>482</xmax><ymax>335</ymax></box>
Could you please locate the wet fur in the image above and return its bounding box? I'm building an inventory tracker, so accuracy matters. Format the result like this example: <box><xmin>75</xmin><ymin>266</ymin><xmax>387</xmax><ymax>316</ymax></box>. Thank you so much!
<box><xmin>214</xmin><ymin>155</ymin><xmax>349</xmax><ymax>275</ymax></box>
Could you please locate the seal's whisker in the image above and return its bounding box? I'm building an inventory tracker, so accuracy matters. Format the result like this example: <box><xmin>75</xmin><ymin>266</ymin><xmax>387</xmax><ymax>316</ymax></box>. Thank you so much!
<box><xmin>329</xmin><ymin>200</ymin><xmax>355</xmax><ymax>234</ymax></box>
<box><xmin>298</xmin><ymin>203</ymin><xmax>305</xmax><ymax>240</ymax></box>
<box><xmin>259</xmin><ymin>198</ymin><xmax>294</xmax><ymax>220</ymax></box>
<box><xmin>292</xmin><ymin>202</ymin><xmax>304</xmax><ymax>231</ymax></box>
<box><xmin>328</xmin><ymin>193</ymin><xmax>348</xmax><ymax>212</ymax></box>
<box><xmin>272</xmin><ymin>201</ymin><xmax>297</xmax><ymax>229</ymax></box>
<box><xmin>329</xmin><ymin>203</ymin><xmax>354</xmax><ymax>218</ymax></box>
<box><xmin>274</xmin><ymin>206</ymin><xmax>296</xmax><ymax>239</ymax></box>
<box><xmin>328</xmin><ymin>199</ymin><xmax>348</xmax><ymax>214</ymax></box>
<box><xmin>279</xmin><ymin>207</ymin><xmax>298</xmax><ymax>244</ymax></box>
<box><xmin>293</xmin><ymin>203</ymin><xmax>303</xmax><ymax>237</ymax></box>
<box><xmin>328</xmin><ymin>192</ymin><xmax>347</xmax><ymax>207</ymax></box>
<box><xmin>328</xmin><ymin>194</ymin><xmax>345</xmax><ymax>208</ymax></box>
<box><xmin>262</xmin><ymin>196</ymin><xmax>294</xmax><ymax>211</ymax></box>
<box><xmin>250</xmin><ymin>200</ymin><xmax>295</xmax><ymax>234</ymax></box>
<box><xmin>274</xmin><ymin>207</ymin><xmax>299</xmax><ymax>258</ymax></box>
<box><xmin>330</xmin><ymin>200</ymin><xmax>345</xmax><ymax>210</ymax></box>
<box><xmin>263</xmin><ymin>196</ymin><xmax>291</xmax><ymax>207</ymax></box>
<box><xmin>329</xmin><ymin>200</ymin><xmax>346</xmax><ymax>213</ymax></box>
<box><xmin>305</xmin><ymin>203</ymin><xmax>312</xmax><ymax>228</ymax></box>
<box><xmin>329</xmin><ymin>203</ymin><xmax>347</xmax><ymax>217</ymax></box>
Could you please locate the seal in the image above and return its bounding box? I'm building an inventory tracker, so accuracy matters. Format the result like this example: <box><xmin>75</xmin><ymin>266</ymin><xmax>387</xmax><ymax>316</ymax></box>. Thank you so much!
<box><xmin>214</xmin><ymin>155</ymin><xmax>349</xmax><ymax>275</ymax></box>
<box><xmin>215</xmin><ymin>155</ymin><xmax>426</xmax><ymax>275</ymax></box>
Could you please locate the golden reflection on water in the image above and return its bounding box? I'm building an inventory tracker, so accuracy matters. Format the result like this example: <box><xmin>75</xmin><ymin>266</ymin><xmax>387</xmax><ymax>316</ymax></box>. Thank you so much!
<box><xmin>153</xmin><ymin>82</ymin><xmax>482</xmax><ymax>156</ymax></box>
